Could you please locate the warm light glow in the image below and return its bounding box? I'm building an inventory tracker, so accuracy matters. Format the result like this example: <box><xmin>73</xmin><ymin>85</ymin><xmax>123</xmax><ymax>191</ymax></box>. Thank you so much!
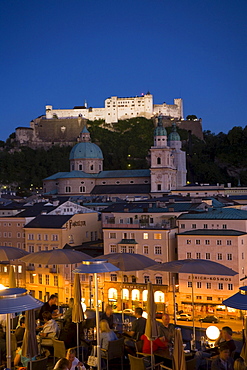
<box><xmin>0</xmin><ymin>284</ymin><xmax>7</xmax><ymax>290</ymax></box>
<box><xmin>206</xmin><ymin>325</ymin><xmax>220</xmax><ymax>340</ymax></box>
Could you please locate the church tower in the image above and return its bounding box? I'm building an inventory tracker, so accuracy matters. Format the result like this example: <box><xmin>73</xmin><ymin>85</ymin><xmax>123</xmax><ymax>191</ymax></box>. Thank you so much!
<box><xmin>150</xmin><ymin>116</ymin><xmax>177</xmax><ymax>195</ymax></box>
<box><xmin>167</xmin><ymin>122</ymin><xmax>187</xmax><ymax>187</ymax></box>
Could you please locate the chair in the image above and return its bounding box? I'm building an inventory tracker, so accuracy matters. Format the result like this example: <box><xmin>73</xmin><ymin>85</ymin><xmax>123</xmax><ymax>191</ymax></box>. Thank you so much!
<box><xmin>129</xmin><ymin>354</ymin><xmax>162</xmax><ymax>370</ymax></box>
<box><xmin>27</xmin><ymin>356</ymin><xmax>48</xmax><ymax>370</ymax></box>
<box><xmin>52</xmin><ymin>338</ymin><xmax>66</xmax><ymax>363</ymax></box>
<box><xmin>101</xmin><ymin>337</ymin><xmax>124</xmax><ymax>370</ymax></box>
<box><xmin>186</xmin><ymin>357</ymin><xmax>196</xmax><ymax>370</ymax></box>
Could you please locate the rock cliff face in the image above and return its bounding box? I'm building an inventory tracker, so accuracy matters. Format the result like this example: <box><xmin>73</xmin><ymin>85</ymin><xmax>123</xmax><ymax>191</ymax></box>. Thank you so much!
<box><xmin>162</xmin><ymin>117</ymin><xmax>203</xmax><ymax>141</ymax></box>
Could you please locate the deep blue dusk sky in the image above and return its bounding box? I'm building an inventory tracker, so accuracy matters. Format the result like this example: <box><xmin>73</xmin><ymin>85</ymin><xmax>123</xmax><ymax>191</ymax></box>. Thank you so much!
<box><xmin>0</xmin><ymin>0</ymin><xmax>246</xmax><ymax>141</ymax></box>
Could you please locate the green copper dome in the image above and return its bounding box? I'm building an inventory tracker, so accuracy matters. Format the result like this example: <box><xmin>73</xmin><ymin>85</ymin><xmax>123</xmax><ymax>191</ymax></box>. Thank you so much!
<box><xmin>168</xmin><ymin>122</ymin><xmax>180</xmax><ymax>141</ymax></box>
<box><xmin>69</xmin><ymin>142</ymin><xmax>103</xmax><ymax>160</ymax></box>
<box><xmin>154</xmin><ymin>116</ymin><xmax>167</xmax><ymax>136</ymax></box>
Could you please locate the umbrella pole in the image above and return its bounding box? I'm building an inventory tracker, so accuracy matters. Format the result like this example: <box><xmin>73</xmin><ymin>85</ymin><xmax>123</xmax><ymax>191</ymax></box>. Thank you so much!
<box><xmin>191</xmin><ymin>274</ymin><xmax>196</xmax><ymax>349</ymax></box>
<box><xmin>151</xmin><ymin>340</ymin><xmax>154</xmax><ymax>370</ymax></box>
<box><xmin>6</xmin><ymin>313</ymin><xmax>11</xmax><ymax>369</ymax></box>
<box><xmin>121</xmin><ymin>271</ymin><xmax>124</xmax><ymax>327</ymax></box>
<box><xmin>94</xmin><ymin>273</ymin><xmax>101</xmax><ymax>370</ymax></box>
<box><xmin>173</xmin><ymin>276</ymin><xmax>177</xmax><ymax>325</ymax></box>
<box><xmin>77</xmin><ymin>322</ymin><xmax>79</xmax><ymax>354</ymax></box>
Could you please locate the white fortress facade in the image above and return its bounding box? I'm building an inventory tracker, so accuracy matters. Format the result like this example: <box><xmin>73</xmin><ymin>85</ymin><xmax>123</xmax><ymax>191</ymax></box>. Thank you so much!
<box><xmin>45</xmin><ymin>93</ymin><xmax>183</xmax><ymax>123</ymax></box>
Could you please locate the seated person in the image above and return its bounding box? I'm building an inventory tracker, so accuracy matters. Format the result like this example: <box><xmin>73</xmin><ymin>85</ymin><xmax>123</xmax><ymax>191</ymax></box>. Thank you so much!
<box><xmin>101</xmin><ymin>305</ymin><xmax>114</xmax><ymax>329</ymax></box>
<box><xmin>158</xmin><ymin>314</ymin><xmax>175</xmax><ymax>345</ymax></box>
<box><xmin>195</xmin><ymin>326</ymin><xmax>236</xmax><ymax>369</ymax></box>
<box><xmin>15</xmin><ymin>317</ymin><xmax>25</xmax><ymax>343</ymax></box>
<box><xmin>211</xmin><ymin>344</ymin><xmax>234</xmax><ymax>370</ymax></box>
<box><xmin>124</xmin><ymin>307</ymin><xmax>146</xmax><ymax>340</ymax></box>
<box><xmin>66</xmin><ymin>348</ymin><xmax>86</xmax><ymax>370</ymax></box>
<box><xmin>100</xmin><ymin>320</ymin><xmax>118</xmax><ymax>350</ymax></box>
<box><xmin>58</xmin><ymin>318</ymin><xmax>77</xmax><ymax>349</ymax></box>
<box><xmin>38</xmin><ymin>294</ymin><xmax>61</xmax><ymax>322</ymax></box>
<box><xmin>63</xmin><ymin>298</ymin><xmax>74</xmax><ymax>324</ymax></box>
<box><xmin>140</xmin><ymin>333</ymin><xmax>168</xmax><ymax>354</ymax></box>
<box><xmin>38</xmin><ymin>311</ymin><xmax>59</xmax><ymax>346</ymax></box>
<box><xmin>14</xmin><ymin>347</ymin><xmax>36</xmax><ymax>368</ymax></box>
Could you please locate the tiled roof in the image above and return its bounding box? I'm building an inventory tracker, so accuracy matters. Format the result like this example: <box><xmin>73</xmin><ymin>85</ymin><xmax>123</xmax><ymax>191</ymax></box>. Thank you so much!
<box><xmin>24</xmin><ymin>215</ymin><xmax>72</xmax><ymax>228</ymax></box>
<box><xmin>178</xmin><ymin>229</ymin><xmax>247</xmax><ymax>236</ymax></box>
<box><xmin>91</xmin><ymin>184</ymin><xmax>150</xmax><ymax>195</ymax></box>
<box><xmin>178</xmin><ymin>208</ymin><xmax>247</xmax><ymax>220</ymax></box>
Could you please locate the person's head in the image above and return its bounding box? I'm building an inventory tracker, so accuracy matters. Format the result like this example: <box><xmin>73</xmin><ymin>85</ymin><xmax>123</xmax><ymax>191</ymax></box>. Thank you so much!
<box><xmin>105</xmin><ymin>305</ymin><xmax>113</xmax><ymax>316</ymax></box>
<box><xmin>49</xmin><ymin>294</ymin><xmax>58</xmax><ymax>306</ymax></box>
<box><xmin>134</xmin><ymin>307</ymin><xmax>143</xmax><ymax>318</ymax></box>
<box><xmin>66</xmin><ymin>348</ymin><xmax>76</xmax><ymax>363</ymax></box>
<box><xmin>219</xmin><ymin>344</ymin><xmax>230</xmax><ymax>361</ymax></box>
<box><xmin>20</xmin><ymin>317</ymin><xmax>25</xmax><ymax>327</ymax></box>
<box><xmin>221</xmin><ymin>326</ymin><xmax>233</xmax><ymax>340</ymax></box>
<box><xmin>54</xmin><ymin>358</ymin><xmax>69</xmax><ymax>370</ymax></box>
<box><xmin>42</xmin><ymin>311</ymin><xmax>52</xmax><ymax>322</ymax></box>
<box><xmin>100</xmin><ymin>319</ymin><xmax>111</xmax><ymax>333</ymax></box>
<box><xmin>234</xmin><ymin>358</ymin><xmax>247</xmax><ymax>370</ymax></box>
<box><xmin>162</xmin><ymin>313</ymin><xmax>170</xmax><ymax>326</ymax></box>
<box><xmin>68</xmin><ymin>298</ymin><xmax>74</xmax><ymax>309</ymax></box>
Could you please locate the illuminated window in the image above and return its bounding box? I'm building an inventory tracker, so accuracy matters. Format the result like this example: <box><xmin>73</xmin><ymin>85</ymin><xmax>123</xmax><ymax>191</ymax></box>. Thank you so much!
<box><xmin>45</xmin><ymin>275</ymin><xmax>49</xmax><ymax>285</ymax></box>
<box><xmin>143</xmin><ymin>233</ymin><xmax>148</xmax><ymax>240</ymax></box>
<box><xmin>196</xmin><ymin>240</ymin><xmax>200</xmax><ymax>245</ymax></box>
<box><xmin>111</xmin><ymin>274</ymin><xmax>117</xmax><ymax>282</ymax></box>
<box><xmin>187</xmin><ymin>240</ymin><xmax>191</xmax><ymax>245</ymax></box>
<box><xmin>154</xmin><ymin>234</ymin><xmax>162</xmax><ymax>240</ymax></box>
<box><xmin>38</xmin><ymin>274</ymin><xmax>42</xmax><ymax>284</ymax></box>
<box><xmin>54</xmin><ymin>276</ymin><xmax>58</xmax><ymax>286</ymax></box>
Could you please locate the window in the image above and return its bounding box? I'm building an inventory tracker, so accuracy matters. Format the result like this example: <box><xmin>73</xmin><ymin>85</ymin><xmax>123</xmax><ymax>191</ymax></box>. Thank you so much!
<box><xmin>29</xmin><ymin>245</ymin><xmax>34</xmax><ymax>253</ymax></box>
<box><xmin>45</xmin><ymin>275</ymin><xmax>49</xmax><ymax>285</ymax></box>
<box><xmin>8</xmin><ymin>232</ymin><xmax>12</xmax><ymax>238</ymax></box>
<box><xmin>123</xmin><ymin>275</ymin><xmax>128</xmax><ymax>283</ymax></box>
<box><xmin>188</xmin><ymin>282</ymin><xmax>192</xmax><ymax>288</ymax></box>
<box><xmin>144</xmin><ymin>275</ymin><xmax>149</xmax><ymax>283</ymax></box>
<box><xmin>196</xmin><ymin>240</ymin><xmax>200</xmax><ymax>245</ymax></box>
<box><xmin>180</xmin><ymin>224</ymin><xmax>185</xmax><ymax>229</ymax></box>
<box><xmin>123</xmin><ymin>232</ymin><xmax>127</xmax><ymax>239</ymax></box>
<box><xmin>37</xmin><ymin>234</ymin><xmax>41</xmax><ymax>241</ymax></box>
<box><xmin>206</xmin><ymin>283</ymin><xmax>211</xmax><ymax>289</ymax></box>
<box><xmin>207</xmin><ymin>297</ymin><xmax>212</xmax><ymax>301</ymax></box>
<box><xmin>196</xmin><ymin>296</ymin><xmax>202</xmax><ymax>300</ymax></box>
<box><xmin>222</xmin><ymin>224</ymin><xmax>227</xmax><ymax>229</ymax></box>
<box><xmin>187</xmin><ymin>252</ymin><xmax>192</xmax><ymax>259</ymax></box>
<box><xmin>217</xmin><ymin>253</ymin><xmax>222</xmax><ymax>260</ymax></box>
<box><xmin>242</xmin><ymin>252</ymin><xmax>244</xmax><ymax>259</ymax></box>
<box><xmin>155</xmin><ymin>246</ymin><xmax>162</xmax><ymax>255</ymax></box>
<box><xmin>154</xmin><ymin>233</ymin><xmax>162</xmax><ymax>240</ymax></box>
<box><xmin>28</xmin><ymin>234</ymin><xmax>34</xmax><ymax>240</ymax></box>
<box><xmin>51</xmin><ymin>234</ymin><xmax>58</xmax><ymax>241</ymax></box>
<box><xmin>187</xmin><ymin>240</ymin><xmax>191</xmax><ymax>245</ymax></box>
<box><xmin>38</xmin><ymin>274</ymin><xmax>42</xmax><ymax>285</ymax></box>
<box><xmin>44</xmin><ymin>234</ymin><xmax>48</xmax><ymax>241</ymax></box>
<box><xmin>17</xmin><ymin>232</ymin><xmax>21</xmax><ymax>238</ymax></box>
<box><xmin>196</xmin><ymin>253</ymin><xmax>201</xmax><ymax>259</ymax></box>
<box><xmin>205</xmin><ymin>253</ymin><xmax>210</xmax><ymax>260</ymax></box>
<box><xmin>217</xmin><ymin>240</ymin><xmax>222</xmax><ymax>245</ymax></box>
<box><xmin>192</xmin><ymin>224</ymin><xmax>196</xmax><ymax>229</ymax></box>
<box><xmin>143</xmin><ymin>233</ymin><xmax>149</xmax><ymax>240</ymax></box>
<box><xmin>132</xmin><ymin>276</ymin><xmax>136</xmax><ymax>283</ymax></box>
<box><xmin>54</xmin><ymin>276</ymin><xmax>58</xmax><ymax>286</ymax></box>
<box><xmin>227</xmin><ymin>240</ymin><xmax>232</xmax><ymax>246</ymax></box>
<box><xmin>155</xmin><ymin>276</ymin><xmax>162</xmax><ymax>285</ymax></box>
<box><xmin>30</xmin><ymin>273</ymin><xmax>34</xmax><ymax>284</ymax></box>
<box><xmin>203</xmin><ymin>224</ymin><xmax>208</xmax><ymax>229</ymax></box>
<box><xmin>80</xmin><ymin>186</ymin><xmax>86</xmax><ymax>193</ymax></box>
<box><xmin>121</xmin><ymin>246</ymin><xmax>127</xmax><ymax>253</ymax></box>
<box><xmin>65</xmin><ymin>186</ymin><xmax>71</xmax><ymax>193</ymax></box>
<box><xmin>157</xmin><ymin>157</ymin><xmax>161</xmax><ymax>165</ymax></box>
<box><xmin>130</xmin><ymin>232</ymin><xmax>135</xmax><ymax>239</ymax></box>
<box><xmin>109</xmin><ymin>233</ymin><xmax>116</xmax><ymax>239</ymax></box>
<box><xmin>157</xmin><ymin>184</ymin><xmax>161</xmax><ymax>191</ymax></box>
<box><xmin>143</xmin><ymin>246</ymin><xmax>149</xmax><ymax>255</ymax></box>
<box><xmin>205</xmin><ymin>240</ymin><xmax>210</xmax><ymax>245</ymax></box>
<box><xmin>110</xmin><ymin>245</ymin><xmax>117</xmax><ymax>253</ymax></box>
<box><xmin>196</xmin><ymin>282</ymin><xmax>201</xmax><ymax>288</ymax></box>
<box><xmin>218</xmin><ymin>283</ymin><xmax>223</xmax><ymax>290</ymax></box>
<box><xmin>228</xmin><ymin>284</ymin><xmax>233</xmax><ymax>290</ymax></box>
<box><xmin>110</xmin><ymin>274</ymin><xmax>117</xmax><ymax>282</ymax></box>
<box><xmin>227</xmin><ymin>253</ymin><xmax>232</xmax><ymax>261</ymax></box>
<box><xmin>128</xmin><ymin>246</ymin><xmax>135</xmax><ymax>253</ymax></box>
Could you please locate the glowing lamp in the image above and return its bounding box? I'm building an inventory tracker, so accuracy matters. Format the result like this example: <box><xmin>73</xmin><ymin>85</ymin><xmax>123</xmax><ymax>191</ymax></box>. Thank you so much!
<box><xmin>206</xmin><ymin>325</ymin><xmax>220</xmax><ymax>341</ymax></box>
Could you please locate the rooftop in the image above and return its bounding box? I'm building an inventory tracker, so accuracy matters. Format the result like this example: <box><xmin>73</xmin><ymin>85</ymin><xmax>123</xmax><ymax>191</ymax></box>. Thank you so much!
<box><xmin>178</xmin><ymin>229</ymin><xmax>247</xmax><ymax>236</ymax></box>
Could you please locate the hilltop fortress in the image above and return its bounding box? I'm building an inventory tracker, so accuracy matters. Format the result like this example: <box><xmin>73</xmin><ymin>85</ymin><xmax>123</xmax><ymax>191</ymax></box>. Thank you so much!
<box><xmin>15</xmin><ymin>93</ymin><xmax>203</xmax><ymax>148</ymax></box>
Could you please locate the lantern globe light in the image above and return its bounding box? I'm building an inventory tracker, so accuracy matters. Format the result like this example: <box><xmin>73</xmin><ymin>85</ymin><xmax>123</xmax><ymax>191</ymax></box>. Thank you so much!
<box><xmin>206</xmin><ymin>325</ymin><xmax>220</xmax><ymax>341</ymax></box>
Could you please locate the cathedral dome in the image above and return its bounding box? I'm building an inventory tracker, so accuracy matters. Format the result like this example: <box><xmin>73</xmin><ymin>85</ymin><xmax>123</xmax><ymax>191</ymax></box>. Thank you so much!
<box><xmin>168</xmin><ymin>123</ymin><xmax>180</xmax><ymax>141</ymax></box>
<box><xmin>154</xmin><ymin>126</ymin><xmax>167</xmax><ymax>136</ymax></box>
<box><xmin>69</xmin><ymin>142</ymin><xmax>103</xmax><ymax>160</ymax></box>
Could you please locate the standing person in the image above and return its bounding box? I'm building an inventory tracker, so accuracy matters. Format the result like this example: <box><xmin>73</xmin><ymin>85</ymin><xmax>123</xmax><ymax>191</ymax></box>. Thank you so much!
<box><xmin>211</xmin><ymin>344</ymin><xmax>234</xmax><ymax>370</ymax></box>
<box><xmin>38</xmin><ymin>294</ymin><xmax>61</xmax><ymax>321</ymax></box>
<box><xmin>158</xmin><ymin>313</ymin><xmax>175</xmax><ymax>345</ymax></box>
<box><xmin>101</xmin><ymin>305</ymin><xmax>114</xmax><ymax>329</ymax></box>
<box><xmin>100</xmin><ymin>320</ymin><xmax>118</xmax><ymax>350</ymax></box>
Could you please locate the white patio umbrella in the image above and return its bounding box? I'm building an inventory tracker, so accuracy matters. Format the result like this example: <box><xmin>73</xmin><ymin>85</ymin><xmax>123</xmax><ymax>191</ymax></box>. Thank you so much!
<box><xmin>73</xmin><ymin>259</ymin><xmax>119</xmax><ymax>370</ymax></box>
<box><xmin>145</xmin><ymin>282</ymin><xmax>159</xmax><ymax>370</ymax></box>
<box><xmin>146</xmin><ymin>259</ymin><xmax>238</xmax><ymax>345</ymax></box>
<box><xmin>0</xmin><ymin>287</ymin><xmax>43</xmax><ymax>369</ymax></box>
<box><xmin>72</xmin><ymin>273</ymin><xmax>84</xmax><ymax>356</ymax></box>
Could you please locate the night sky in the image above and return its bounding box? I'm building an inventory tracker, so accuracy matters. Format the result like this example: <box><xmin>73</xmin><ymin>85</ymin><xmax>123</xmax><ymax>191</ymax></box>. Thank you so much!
<box><xmin>1</xmin><ymin>0</ymin><xmax>246</xmax><ymax>141</ymax></box>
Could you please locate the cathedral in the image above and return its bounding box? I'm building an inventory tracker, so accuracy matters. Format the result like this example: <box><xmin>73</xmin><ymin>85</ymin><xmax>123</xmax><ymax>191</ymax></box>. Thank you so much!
<box><xmin>43</xmin><ymin>117</ymin><xmax>187</xmax><ymax>199</ymax></box>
